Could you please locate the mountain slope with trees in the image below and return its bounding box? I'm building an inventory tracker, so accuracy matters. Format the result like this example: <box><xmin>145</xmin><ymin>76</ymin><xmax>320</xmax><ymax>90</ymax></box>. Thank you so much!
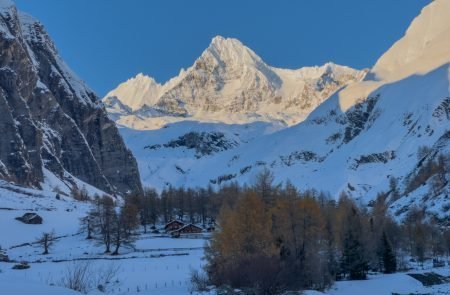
<box><xmin>111</xmin><ymin>0</ymin><xmax>450</xmax><ymax>222</ymax></box>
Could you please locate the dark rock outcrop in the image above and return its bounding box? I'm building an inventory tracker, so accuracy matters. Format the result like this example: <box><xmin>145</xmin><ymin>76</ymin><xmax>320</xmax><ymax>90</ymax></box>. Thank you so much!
<box><xmin>12</xmin><ymin>262</ymin><xmax>30</xmax><ymax>270</ymax></box>
<box><xmin>0</xmin><ymin>3</ymin><xmax>142</xmax><ymax>194</ymax></box>
<box><xmin>146</xmin><ymin>131</ymin><xmax>238</xmax><ymax>157</ymax></box>
<box><xmin>343</xmin><ymin>95</ymin><xmax>379</xmax><ymax>143</ymax></box>
<box><xmin>15</xmin><ymin>212</ymin><xmax>43</xmax><ymax>224</ymax></box>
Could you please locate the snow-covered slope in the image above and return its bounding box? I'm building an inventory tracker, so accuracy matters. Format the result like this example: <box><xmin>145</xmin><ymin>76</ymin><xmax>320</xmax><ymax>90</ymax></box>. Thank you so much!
<box><xmin>307</xmin><ymin>265</ymin><xmax>450</xmax><ymax>295</ymax></box>
<box><xmin>190</xmin><ymin>63</ymin><xmax>449</xmax><ymax>215</ymax></box>
<box><xmin>0</xmin><ymin>179</ymin><xmax>447</xmax><ymax>295</ymax></box>
<box><xmin>113</xmin><ymin>0</ymin><xmax>449</xmax><ymax>220</ymax></box>
<box><xmin>0</xmin><ymin>180</ymin><xmax>204</xmax><ymax>295</ymax></box>
<box><xmin>104</xmin><ymin>36</ymin><xmax>366</xmax><ymax>128</ymax></box>
<box><xmin>370</xmin><ymin>0</ymin><xmax>450</xmax><ymax>83</ymax></box>
<box><xmin>339</xmin><ymin>0</ymin><xmax>450</xmax><ymax>111</ymax></box>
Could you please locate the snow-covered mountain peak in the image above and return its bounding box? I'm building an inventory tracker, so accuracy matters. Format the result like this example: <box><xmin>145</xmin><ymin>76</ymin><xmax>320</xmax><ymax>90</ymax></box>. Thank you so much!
<box><xmin>339</xmin><ymin>0</ymin><xmax>450</xmax><ymax>112</ymax></box>
<box><xmin>0</xmin><ymin>0</ymin><xmax>13</xmax><ymax>10</ymax></box>
<box><xmin>279</xmin><ymin>62</ymin><xmax>365</xmax><ymax>80</ymax></box>
<box><xmin>134</xmin><ymin>72</ymin><xmax>158</xmax><ymax>83</ymax></box>
<box><xmin>194</xmin><ymin>35</ymin><xmax>270</xmax><ymax>78</ymax></box>
<box><xmin>205</xmin><ymin>35</ymin><xmax>263</xmax><ymax>65</ymax></box>
<box><xmin>104</xmin><ymin>73</ymin><xmax>162</xmax><ymax>111</ymax></box>
<box><xmin>104</xmin><ymin>36</ymin><xmax>365</xmax><ymax>128</ymax></box>
<box><xmin>371</xmin><ymin>0</ymin><xmax>450</xmax><ymax>82</ymax></box>
<box><xmin>209</xmin><ymin>35</ymin><xmax>247</xmax><ymax>55</ymax></box>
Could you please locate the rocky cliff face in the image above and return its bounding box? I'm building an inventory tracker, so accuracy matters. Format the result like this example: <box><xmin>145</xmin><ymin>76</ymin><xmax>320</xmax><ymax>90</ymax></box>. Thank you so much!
<box><xmin>0</xmin><ymin>1</ymin><xmax>142</xmax><ymax>194</ymax></box>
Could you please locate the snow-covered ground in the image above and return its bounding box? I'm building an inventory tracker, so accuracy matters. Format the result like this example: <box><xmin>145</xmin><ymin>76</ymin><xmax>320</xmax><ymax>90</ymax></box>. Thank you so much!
<box><xmin>1</xmin><ymin>181</ymin><xmax>449</xmax><ymax>295</ymax></box>
<box><xmin>0</xmin><ymin>182</ymin><xmax>205</xmax><ymax>294</ymax></box>
<box><xmin>118</xmin><ymin>120</ymin><xmax>284</xmax><ymax>190</ymax></box>
<box><xmin>305</xmin><ymin>264</ymin><xmax>450</xmax><ymax>295</ymax></box>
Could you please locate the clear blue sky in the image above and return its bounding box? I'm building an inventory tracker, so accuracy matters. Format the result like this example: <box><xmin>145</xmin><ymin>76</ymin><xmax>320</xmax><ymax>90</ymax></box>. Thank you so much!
<box><xmin>15</xmin><ymin>0</ymin><xmax>430</xmax><ymax>96</ymax></box>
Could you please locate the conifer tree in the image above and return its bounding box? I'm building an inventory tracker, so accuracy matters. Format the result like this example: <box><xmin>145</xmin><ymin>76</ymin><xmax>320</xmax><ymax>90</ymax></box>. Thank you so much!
<box><xmin>379</xmin><ymin>231</ymin><xmax>397</xmax><ymax>273</ymax></box>
<box><xmin>339</xmin><ymin>206</ymin><xmax>368</xmax><ymax>280</ymax></box>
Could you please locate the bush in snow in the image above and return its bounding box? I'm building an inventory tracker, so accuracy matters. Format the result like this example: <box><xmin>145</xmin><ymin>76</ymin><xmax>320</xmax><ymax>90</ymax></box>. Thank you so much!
<box><xmin>60</xmin><ymin>261</ymin><xmax>120</xmax><ymax>294</ymax></box>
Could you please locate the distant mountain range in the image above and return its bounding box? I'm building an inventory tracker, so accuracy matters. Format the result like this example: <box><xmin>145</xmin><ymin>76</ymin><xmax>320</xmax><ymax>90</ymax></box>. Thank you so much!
<box><xmin>103</xmin><ymin>37</ymin><xmax>366</xmax><ymax>129</ymax></box>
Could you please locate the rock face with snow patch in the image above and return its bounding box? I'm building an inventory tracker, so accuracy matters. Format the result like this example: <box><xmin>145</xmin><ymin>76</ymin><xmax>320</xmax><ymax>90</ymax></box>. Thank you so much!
<box><xmin>15</xmin><ymin>212</ymin><xmax>43</xmax><ymax>224</ymax></box>
<box><xmin>0</xmin><ymin>1</ymin><xmax>142</xmax><ymax>194</ymax></box>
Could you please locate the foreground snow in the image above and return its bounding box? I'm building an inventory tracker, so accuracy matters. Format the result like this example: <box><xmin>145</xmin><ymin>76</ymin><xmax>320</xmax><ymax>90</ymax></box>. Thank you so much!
<box><xmin>304</xmin><ymin>265</ymin><xmax>450</xmax><ymax>295</ymax></box>
<box><xmin>0</xmin><ymin>273</ymin><xmax>81</xmax><ymax>295</ymax></box>
<box><xmin>0</xmin><ymin>182</ymin><xmax>205</xmax><ymax>295</ymax></box>
<box><xmin>0</xmin><ymin>182</ymin><xmax>449</xmax><ymax>295</ymax></box>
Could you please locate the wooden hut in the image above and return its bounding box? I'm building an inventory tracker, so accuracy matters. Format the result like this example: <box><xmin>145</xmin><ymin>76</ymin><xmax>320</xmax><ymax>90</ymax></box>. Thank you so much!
<box><xmin>170</xmin><ymin>224</ymin><xmax>204</xmax><ymax>238</ymax></box>
<box><xmin>164</xmin><ymin>220</ymin><xmax>185</xmax><ymax>232</ymax></box>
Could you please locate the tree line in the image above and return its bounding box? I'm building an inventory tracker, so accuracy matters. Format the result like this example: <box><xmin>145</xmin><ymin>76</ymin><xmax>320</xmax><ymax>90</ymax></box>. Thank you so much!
<box><xmin>73</xmin><ymin>171</ymin><xmax>332</xmax><ymax>255</ymax></box>
<box><xmin>67</xmin><ymin>165</ymin><xmax>449</xmax><ymax>294</ymax></box>
<box><xmin>75</xmin><ymin>183</ymin><xmax>238</xmax><ymax>255</ymax></box>
<box><xmin>202</xmin><ymin>170</ymin><xmax>450</xmax><ymax>294</ymax></box>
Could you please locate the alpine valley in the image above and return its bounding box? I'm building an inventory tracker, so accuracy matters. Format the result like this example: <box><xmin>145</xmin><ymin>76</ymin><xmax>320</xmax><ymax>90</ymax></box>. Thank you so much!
<box><xmin>104</xmin><ymin>0</ymin><xmax>450</xmax><ymax>221</ymax></box>
<box><xmin>0</xmin><ymin>0</ymin><xmax>449</xmax><ymax>294</ymax></box>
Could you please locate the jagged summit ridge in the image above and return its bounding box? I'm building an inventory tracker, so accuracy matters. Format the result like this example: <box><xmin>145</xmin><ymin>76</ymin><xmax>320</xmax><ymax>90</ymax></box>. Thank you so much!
<box><xmin>104</xmin><ymin>35</ymin><xmax>366</xmax><ymax>128</ymax></box>
<box><xmin>206</xmin><ymin>35</ymin><xmax>265</xmax><ymax>67</ymax></box>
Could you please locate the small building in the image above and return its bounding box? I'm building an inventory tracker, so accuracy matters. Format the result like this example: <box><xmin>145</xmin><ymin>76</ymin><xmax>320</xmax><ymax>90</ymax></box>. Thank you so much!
<box><xmin>433</xmin><ymin>258</ymin><xmax>445</xmax><ymax>268</ymax></box>
<box><xmin>164</xmin><ymin>220</ymin><xmax>185</xmax><ymax>232</ymax></box>
<box><xmin>170</xmin><ymin>223</ymin><xmax>203</xmax><ymax>238</ymax></box>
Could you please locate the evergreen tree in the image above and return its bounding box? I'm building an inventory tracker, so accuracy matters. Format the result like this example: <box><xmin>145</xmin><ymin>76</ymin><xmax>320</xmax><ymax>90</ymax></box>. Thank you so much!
<box><xmin>341</xmin><ymin>229</ymin><xmax>368</xmax><ymax>279</ymax></box>
<box><xmin>140</xmin><ymin>188</ymin><xmax>159</xmax><ymax>232</ymax></box>
<box><xmin>339</xmin><ymin>207</ymin><xmax>368</xmax><ymax>280</ymax></box>
<box><xmin>379</xmin><ymin>231</ymin><xmax>397</xmax><ymax>273</ymax></box>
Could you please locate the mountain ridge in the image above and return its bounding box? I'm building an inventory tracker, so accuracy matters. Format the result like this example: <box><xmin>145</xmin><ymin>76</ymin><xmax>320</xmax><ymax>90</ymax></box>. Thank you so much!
<box><xmin>104</xmin><ymin>35</ymin><xmax>367</xmax><ymax>128</ymax></box>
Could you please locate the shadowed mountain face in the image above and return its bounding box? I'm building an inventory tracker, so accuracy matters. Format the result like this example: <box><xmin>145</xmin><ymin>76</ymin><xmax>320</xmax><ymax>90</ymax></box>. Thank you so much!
<box><xmin>0</xmin><ymin>1</ymin><xmax>142</xmax><ymax>194</ymax></box>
